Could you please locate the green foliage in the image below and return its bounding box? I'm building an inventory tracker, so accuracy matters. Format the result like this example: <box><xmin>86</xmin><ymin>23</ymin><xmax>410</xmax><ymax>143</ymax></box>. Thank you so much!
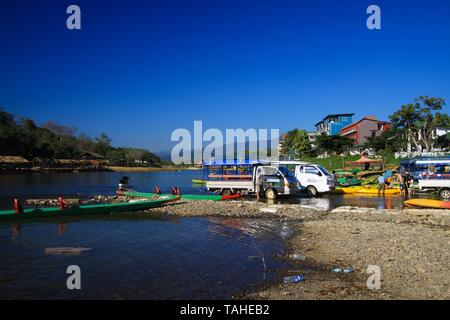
<box><xmin>281</xmin><ymin>129</ymin><xmax>311</xmax><ymax>157</ymax></box>
<box><xmin>315</xmin><ymin>133</ymin><xmax>354</xmax><ymax>155</ymax></box>
<box><xmin>435</xmin><ymin>132</ymin><xmax>450</xmax><ymax>149</ymax></box>
<box><xmin>390</xmin><ymin>96</ymin><xmax>449</xmax><ymax>151</ymax></box>
<box><xmin>0</xmin><ymin>108</ymin><xmax>161</xmax><ymax>166</ymax></box>
<box><xmin>364</xmin><ymin>128</ymin><xmax>407</xmax><ymax>154</ymax></box>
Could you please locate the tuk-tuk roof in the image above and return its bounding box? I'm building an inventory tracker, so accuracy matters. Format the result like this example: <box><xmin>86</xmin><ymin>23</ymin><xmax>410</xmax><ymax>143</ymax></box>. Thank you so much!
<box><xmin>202</xmin><ymin>159</ymin><xmax>268</xmax><ymax>166</ymax></box>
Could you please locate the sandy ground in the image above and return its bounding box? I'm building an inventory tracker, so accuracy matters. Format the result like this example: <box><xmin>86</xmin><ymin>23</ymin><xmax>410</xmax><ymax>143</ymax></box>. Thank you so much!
<box><xmin>148</xmin><ymin>199</ymin><xmax>450</xmax><ymax>299</ymax></box>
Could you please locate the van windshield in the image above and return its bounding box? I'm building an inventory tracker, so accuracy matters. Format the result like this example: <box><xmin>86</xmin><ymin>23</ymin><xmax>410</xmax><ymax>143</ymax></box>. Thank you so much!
<box><xmin>278</xmin><ymin>166</ymin><xmax>296</xmax><ymax>179</ymax></box>
<box><xmin>318</xmin><ymin>166</ymin><xmax>332</xmax><ymax>177</ymax></box>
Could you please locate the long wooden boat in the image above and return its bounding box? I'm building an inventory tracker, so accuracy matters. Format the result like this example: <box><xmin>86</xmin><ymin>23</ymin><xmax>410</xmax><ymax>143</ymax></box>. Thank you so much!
<box><xmin>0</xmin><ymin>195</ymin><xmax>180</xmax><ymax>221</ymax></box>
<box><xmin>117</xmin><ymin>190</ymin><xmax>240</xmax><ymax>201</ymax></box>
<box><xmin>404</xmin><ymin>199</ymin><xmax>450</xmax><ymax>209</ymax></box>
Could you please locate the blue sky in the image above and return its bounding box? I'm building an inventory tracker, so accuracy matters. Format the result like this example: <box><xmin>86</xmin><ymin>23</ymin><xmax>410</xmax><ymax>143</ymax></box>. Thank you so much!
<box><xmin>0</xmin><ymin>0</ymin><xmax>449</xmax><ymax>152</ymax></box>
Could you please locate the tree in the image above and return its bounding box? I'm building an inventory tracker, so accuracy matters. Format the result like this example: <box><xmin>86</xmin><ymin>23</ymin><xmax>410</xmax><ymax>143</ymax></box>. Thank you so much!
<box><xmin>281</xmin><ymin>129</ymin><xmax>311</xmax><ymax>157</ymax></box>
<box><xmin>390</xmin><ymin>96</ymin><xmax>449</xmax><ymax>152</ymax></box>
<box><xmin>435</xmin><ymin>132</ymin><xmax>450</xmax><ymax>150</ymax></box>
<box><xmin>364</xmin><ymin>127</ymin><xmax>407</xmax><ymax>153</ymax></box>
<box><xmin>94</xmin><ymin>133</ymin><xmax>112</xmax><ymax>156</ymax></box>
<box><xmin>316</xmin><ymin>134</ymin><xmax>354</xmax><ymax>155</ymax></box>
<box><xmin>43</xmin><ymin>121</ymin><xmax>77</xmax><ymax>137</ymax></box>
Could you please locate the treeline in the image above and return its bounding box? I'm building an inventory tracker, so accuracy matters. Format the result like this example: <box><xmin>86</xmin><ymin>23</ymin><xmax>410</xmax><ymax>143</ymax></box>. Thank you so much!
<box><xmin>0</xmin><ymin>108</ymin><xmax>161</xmax><ymax>166</ymax></box>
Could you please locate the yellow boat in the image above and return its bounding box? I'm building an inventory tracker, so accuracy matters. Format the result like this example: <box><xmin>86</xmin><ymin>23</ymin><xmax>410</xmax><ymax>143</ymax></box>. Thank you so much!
<box><xmin>404</xmin><ymin>199</ymin><xmax>450</xmax><ymax>209</ymax></box>
<box><xmin>356</xmin><ymin>187</ymin><xmax>400</xmax><ymax>195</ymax></box>
<box><xmin>329</xmin><ymin>187</ymin><xmax>360</xmax><ymax>194</ymax></box>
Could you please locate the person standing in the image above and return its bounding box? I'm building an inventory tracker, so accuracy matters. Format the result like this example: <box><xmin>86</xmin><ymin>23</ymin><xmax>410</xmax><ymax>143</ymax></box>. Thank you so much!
<box><xmin>255</xmin><ymin>171</ymin><xmax>263</xmax><ymax>200</ymax></box>
<box><xmin>377</xmin><ymin>174</ymin><xmax>386</xmax><ymax>196</ymax></box>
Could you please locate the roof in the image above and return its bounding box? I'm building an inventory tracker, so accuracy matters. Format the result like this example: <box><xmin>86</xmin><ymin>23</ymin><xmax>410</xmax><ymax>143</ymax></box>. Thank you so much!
<box><xmin>272</xmin><ymin>160</ymin><xmax>311</xmax><ymax>165</ymax></box>
<box><xmin>203</xmin><ymin>159</ymin><xmax>268</xmax><ymax>166</ymax></box>
<box><xmin>0</xmin><ymin>156</ymin><xmax>29</xmax><ymax>164</ymax></box>
<box><xmin>81</xmin><ymin>151</ymin><xmax>106</xmax><ymax>159</ymax></box>
<box><xmin>314</xmin><ymin>113</ymin><xmax>355</xmax><ymax>126</ymax></box>
<box><xmin>415</xmin><ymin>159</ymin><xmax>450</xmax><ymax>165</ymax></box>
<box><xmin>339</xmin><ymin>117</ymin><xmax>390</xmax><ymax>132</ymax></box>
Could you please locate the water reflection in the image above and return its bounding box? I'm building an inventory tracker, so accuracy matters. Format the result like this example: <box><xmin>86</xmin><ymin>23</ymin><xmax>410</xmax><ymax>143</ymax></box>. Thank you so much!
<box><xmin>0</xmin><ymin>217</ymin><xmax>288</xmax><ymax>299</ymax></box>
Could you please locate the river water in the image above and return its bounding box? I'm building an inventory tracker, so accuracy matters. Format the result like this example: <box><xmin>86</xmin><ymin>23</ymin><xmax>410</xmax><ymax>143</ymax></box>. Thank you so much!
<box><xmin>0</xmin><ymin>171</ymin><xmax>409</xmax><ymax>299</ymax></box>
<box><xmin>0</xmin><ymin>171</ymin><xmax>292</xmax><ymax>299</ymax></box>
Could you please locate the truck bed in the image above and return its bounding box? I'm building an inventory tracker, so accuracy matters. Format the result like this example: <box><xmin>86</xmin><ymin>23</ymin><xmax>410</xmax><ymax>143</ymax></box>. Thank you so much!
<box><xmin>206</xmin><ymin>180</ymin><xmax>254</xmax><ymax>191</ymax></box>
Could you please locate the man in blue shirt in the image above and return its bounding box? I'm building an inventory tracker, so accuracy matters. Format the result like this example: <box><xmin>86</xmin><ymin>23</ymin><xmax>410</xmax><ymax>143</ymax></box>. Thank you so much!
<box><xmin>377</xmin><ymin>174</ymin><xmax>386</xmax><ymax>196</ymax></box>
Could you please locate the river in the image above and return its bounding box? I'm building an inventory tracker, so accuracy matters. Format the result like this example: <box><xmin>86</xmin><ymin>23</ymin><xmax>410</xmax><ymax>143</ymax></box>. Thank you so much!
<box><xmin>0</xmin><ymin>171</ymin><xmax>409</xmax><ymax>299</ymax></box>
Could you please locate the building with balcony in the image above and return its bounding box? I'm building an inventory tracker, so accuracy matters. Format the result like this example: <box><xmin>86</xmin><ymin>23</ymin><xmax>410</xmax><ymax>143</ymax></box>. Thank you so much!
<box><xmin>315</xmin><ymin>113</ymin><xmax>355</xmax><ymax>136</ymax></box>
<box><xmin>339</xmin><ymin>116</ymin><xmax>391</xmax><ymax>145</ymax></box>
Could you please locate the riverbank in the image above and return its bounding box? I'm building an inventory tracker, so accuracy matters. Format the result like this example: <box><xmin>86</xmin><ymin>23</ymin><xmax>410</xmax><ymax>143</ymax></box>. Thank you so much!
<box><xmin>149</xmin><ymin>200</ymin><xmax>450</xmax><ymax>299</ymax></box>
<box><xmin>0</xmin><ymin>166</ymin><xmax>200</xmax><ymax>174</ymax></box>
<box><xmin>107</xmin><ymin>165</ymin><xmax>195</xmax><ymax>172</ymax></box>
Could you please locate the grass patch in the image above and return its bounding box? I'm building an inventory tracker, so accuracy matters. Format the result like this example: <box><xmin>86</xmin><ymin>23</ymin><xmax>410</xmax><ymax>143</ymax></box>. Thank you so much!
<box><xmin>301</xmin><ymin>155</ymin><xmax>400</xmax><ymax>171</ymax></box>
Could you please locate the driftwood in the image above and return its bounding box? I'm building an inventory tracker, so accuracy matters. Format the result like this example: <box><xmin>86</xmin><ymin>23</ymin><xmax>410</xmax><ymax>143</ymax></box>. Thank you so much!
<box><xmin>44</xmin><ymin>247</ymin><xmax>91</xmax><ymax>255</ymax></box>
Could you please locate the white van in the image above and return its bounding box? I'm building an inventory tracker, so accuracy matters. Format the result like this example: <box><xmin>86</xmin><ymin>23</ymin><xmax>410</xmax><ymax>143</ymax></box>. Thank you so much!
<box><xmin>271</xmin><ymin>160</ymin><xmax>336</xmax><ymax>196</ymax></box>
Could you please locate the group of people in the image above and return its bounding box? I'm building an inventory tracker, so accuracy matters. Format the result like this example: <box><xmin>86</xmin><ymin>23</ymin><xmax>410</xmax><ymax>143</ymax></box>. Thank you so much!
<box><xmin>377</xmin><ymin>167</ymin><xmax>414</xmax><ymax>195</ymax></box>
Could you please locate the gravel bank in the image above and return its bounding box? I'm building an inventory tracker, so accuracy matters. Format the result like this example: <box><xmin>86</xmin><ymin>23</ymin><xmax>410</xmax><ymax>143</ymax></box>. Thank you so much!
<box><xmin>148</xmin><ymin>199</ymin><xmax>450</xmax><ymax>299</ymax></box>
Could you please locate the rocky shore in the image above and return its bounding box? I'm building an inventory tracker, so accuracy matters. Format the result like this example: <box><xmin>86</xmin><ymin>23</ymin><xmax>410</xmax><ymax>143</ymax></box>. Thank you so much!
<box><xmin>149</xmin><ymin>199</ymin><xmax>450</xmax><ymax>299</ymax></box>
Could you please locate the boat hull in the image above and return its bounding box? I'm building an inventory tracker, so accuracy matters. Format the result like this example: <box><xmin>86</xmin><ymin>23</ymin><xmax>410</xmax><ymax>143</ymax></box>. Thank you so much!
<box><xmin>118</xmin><ymin>190</ymin><xmax>240</xmax><ymax>201</ymax></box>
<box><xmin>0</xmin><ymin>196</ymin><xmax>180</xmax><ymax>221</ymax></box>
<box><xmin>355</xmin><ymin>188</ymin><xmax>400</xmax><ymax>195</ymax></box>
<box><xmin>404</xmin><ymin>199</ymin><xmax>450</xmax><ymax>209</ymax></box>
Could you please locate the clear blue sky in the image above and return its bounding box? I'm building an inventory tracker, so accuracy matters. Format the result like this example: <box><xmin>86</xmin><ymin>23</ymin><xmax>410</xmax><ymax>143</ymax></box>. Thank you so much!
<box><xmin>1</xmin><ymin>0</ymin><xmax>449</xmax><ymax>152</ymax></box>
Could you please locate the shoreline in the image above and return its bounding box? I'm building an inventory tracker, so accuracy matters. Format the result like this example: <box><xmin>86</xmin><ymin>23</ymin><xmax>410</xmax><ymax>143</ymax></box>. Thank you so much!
<box><xmin>0</xmin><ymin>166</ymin><xmax>200</xmax><ymax>174</ymax></box>
<box><xmin>148</xmin><ymin>200</ymin><xmax>450</xmax><ymax>299</ymax></box>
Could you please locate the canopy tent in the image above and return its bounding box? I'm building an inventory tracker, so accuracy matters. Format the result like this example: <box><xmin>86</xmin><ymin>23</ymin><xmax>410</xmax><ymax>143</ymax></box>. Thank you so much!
<box><xmin>347</xmin><ymin>156</ymin><xmax>383</xmax><ymax>165</ymax></box>
<box><xmin>346</xmin><ymin>156</ymin><xmax>384</xmax><ymax>170</ymax></box>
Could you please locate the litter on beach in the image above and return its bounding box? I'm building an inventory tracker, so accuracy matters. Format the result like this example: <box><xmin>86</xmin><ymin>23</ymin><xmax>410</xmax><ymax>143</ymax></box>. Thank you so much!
<box><xmin>283</xmin><ymin>275</ymin><xmax>305</xmax><ymax>284</ymax></box>
<box><xmin>331</xmin><ymin>267</ymin><xmax>354</xmax><ymax>273</ymax></box>
<box><xmin>289</xmin><ymin>253</ymin><xmax>306</xmax><ymax>261</ymax></box>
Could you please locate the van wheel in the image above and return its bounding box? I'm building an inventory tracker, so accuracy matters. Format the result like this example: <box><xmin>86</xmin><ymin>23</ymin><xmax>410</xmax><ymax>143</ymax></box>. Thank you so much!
<box><xmin>439</xmin><ymin>188</ymin><xmax>450</xmax><ymax>200</ymax></box>
<box><xmin>265</xmin><ymin>188</ymin><xmax>277</xmax><ymax>200</ymax></box>
<box><xmin>306</xmin><ymin>186</ymin><xmax>318</xmax><ymax>197</ymax></box>
<box><xmin>221</xmin><ymin>189</ymin><xmax>232</xmax><ymax>196</ymax></box>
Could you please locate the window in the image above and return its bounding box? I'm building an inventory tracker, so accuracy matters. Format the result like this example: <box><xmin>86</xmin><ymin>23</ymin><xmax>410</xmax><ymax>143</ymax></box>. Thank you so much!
<box><xmin>305</xmin><ymin>166</ymin><xmax>321</xmax><ymax>175</ymax></box>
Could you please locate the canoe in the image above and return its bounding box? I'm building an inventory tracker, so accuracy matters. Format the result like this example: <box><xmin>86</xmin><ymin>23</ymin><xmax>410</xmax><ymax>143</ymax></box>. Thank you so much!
<box><xmin>329</xmin><ymin>187</ymin><xmax>360</xmax><ymax>194</ymax></box>
<box><xmin>0</xmin><ymin>195</ymin><xmax>180</xmax><ymax>221</ymax></box>
<box><xmin>404</xmin><ymin>199</ymin><xmax>450</xmax><ymax>209</ymax></box>
<box><xmin>355</xmin><ymin>188</ymin><xmax>400</xmax><ymax>195</ymax></box>
<box><xmin>118</xmin><ymin>190</ymin><xmax>240</xmax><ymax>201</ymax></box>
<box><xmin>192</xmin><ymin>179</ymin><xmax>207</xmax><ymax>184</ymax></box>
<box><xmin>330</xmin><ymin>186</ymin><xmax>400</xmax><ymax>195</ymax></box>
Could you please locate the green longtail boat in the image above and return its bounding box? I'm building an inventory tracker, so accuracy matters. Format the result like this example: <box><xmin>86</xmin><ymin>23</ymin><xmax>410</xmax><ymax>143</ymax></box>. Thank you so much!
<box><xmin>0</xmin><ymin>195</ymin><xmax>180</xmax><ymax>221</ymax></box>
<box><xmin>118</xmin><ymin>190</ymin><xmax>240</xmax><ymax>201</ymax></box>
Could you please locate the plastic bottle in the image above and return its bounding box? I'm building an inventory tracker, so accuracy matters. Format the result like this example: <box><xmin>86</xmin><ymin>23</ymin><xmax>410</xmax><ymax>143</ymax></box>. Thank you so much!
<box><xmin>283</xmin><ymin>275</ymin><xmax>305</xmax><ymax>284</ymax></box>
<box><xmin>289</xmin><ymin>254</ymin><xmax>306</xmax><ymax>261</ymax></box>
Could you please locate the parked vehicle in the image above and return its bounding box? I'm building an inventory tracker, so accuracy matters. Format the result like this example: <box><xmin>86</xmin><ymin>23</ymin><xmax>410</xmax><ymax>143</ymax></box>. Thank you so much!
<box><xmin>271</xmin><ymin>161</ymin><xmax>336</xmax><ymax>196</ymax></box>
<box><xmin>400</xmin><ymin>157</ymin><xmax>450</xmax><ymax>199</ymax></box>
<box><xmin>204</xmin><ymin>160</ymin><xmax>300</xmax><ymax>199</ymax></box>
